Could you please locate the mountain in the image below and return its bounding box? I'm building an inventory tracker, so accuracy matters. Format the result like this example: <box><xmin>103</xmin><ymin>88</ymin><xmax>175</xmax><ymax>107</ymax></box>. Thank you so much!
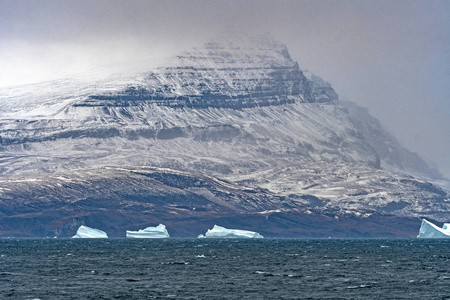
<box><xmin>0</xmin><ymin>34</ymin><xmax>448</xmax><ymax>237</ymax></box>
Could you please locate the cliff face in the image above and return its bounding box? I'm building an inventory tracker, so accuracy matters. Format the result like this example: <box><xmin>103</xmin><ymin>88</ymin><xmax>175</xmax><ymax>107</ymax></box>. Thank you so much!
<box><xmin>0</xmin><ymin>34</ymin><xmax>447</xmax><ymax>237</ymax></box>
<box><xmin>79</xmin><ymin>35</ymin><xmax>333</xmax><ymax>108</ymax></box>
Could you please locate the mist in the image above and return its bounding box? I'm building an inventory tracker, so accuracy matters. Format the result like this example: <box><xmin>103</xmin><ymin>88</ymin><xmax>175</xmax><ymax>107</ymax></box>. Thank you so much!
<box><xmin>1</xmin><ymin>0</ymin><xmax>449</xmax><ymax>177</ymax></box>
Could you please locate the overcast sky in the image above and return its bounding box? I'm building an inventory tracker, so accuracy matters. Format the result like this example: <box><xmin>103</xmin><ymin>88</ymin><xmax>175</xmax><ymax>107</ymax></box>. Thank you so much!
<box><xmin>1</xmin><ymin>0</ymin><xmax>449</xmax><ymax>177</ymax></box>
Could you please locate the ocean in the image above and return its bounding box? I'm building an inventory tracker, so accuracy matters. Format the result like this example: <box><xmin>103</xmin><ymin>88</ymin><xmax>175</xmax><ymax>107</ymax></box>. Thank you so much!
<box><xmin>1</xmin><ymin>239</ymin><xmax>449</xmax><ymax>299</ymax></box>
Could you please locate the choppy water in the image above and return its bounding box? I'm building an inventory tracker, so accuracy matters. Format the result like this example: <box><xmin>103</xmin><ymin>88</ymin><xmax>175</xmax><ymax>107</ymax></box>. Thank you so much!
<box><xmin>1</xmin><ymin>239</ymin><xmax>449</xmax><ymax>299</ymax></box>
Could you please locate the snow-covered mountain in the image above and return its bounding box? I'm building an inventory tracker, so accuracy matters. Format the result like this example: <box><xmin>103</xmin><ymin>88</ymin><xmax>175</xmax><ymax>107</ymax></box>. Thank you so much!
<box><xmin>0</xmin><ymin>34</ymin><xmax>448</xmax><ymax>237</ymax></box>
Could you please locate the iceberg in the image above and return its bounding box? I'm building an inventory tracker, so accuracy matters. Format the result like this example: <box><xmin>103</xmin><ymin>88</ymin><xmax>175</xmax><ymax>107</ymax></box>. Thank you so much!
<box><xmin>72</xmin><ymin>225</ymin><xmax>108</xmax><ymax>238</ymax></box>
<box><xmin>198</xmin><ymin>225</ymin><xmax>263</xmax><ymax>238</ymax></box>
<box><xmin>126</xmin><ymin>224</ymin><xmax>170</xmax><ymax>238</ymax></box>
<box><xmin>417</xmin><ymin>219</ymin><xmax>450</xmax><ymax>238</ymax></box>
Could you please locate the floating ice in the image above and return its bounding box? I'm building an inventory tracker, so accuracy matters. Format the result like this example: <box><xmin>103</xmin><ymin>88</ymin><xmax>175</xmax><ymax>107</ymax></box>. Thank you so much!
<box><xmin>72</xmin><ymin>225</ymin><xmax>108</xmax><ymax>238</ymax></box>
<box><xmin>417</xmin><ymin>219</ymin><xmax>450</xmax><ymax>238</ymax></box>
<box><xmin>126</xmin><ymin>224</ymin><xmax>170</xmax><ymax>238</ymax></box>
<box><xmin>198</xmin><ymin>225</ymin><xmax>263</xmax><ymax>238</ymax></box>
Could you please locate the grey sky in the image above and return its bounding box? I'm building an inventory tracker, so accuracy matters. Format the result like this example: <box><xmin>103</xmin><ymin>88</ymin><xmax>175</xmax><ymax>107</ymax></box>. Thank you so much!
<box><xmin>1</xmin><ymin>0</ymin><xmax>449</xmax><ymax>177</ymax></box>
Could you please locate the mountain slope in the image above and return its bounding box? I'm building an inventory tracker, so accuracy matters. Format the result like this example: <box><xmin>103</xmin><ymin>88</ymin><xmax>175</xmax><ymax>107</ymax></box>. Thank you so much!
<box><xmin>0</xmin><ymin>166</ymin><xmax>429</xmax><ymax>238</ymax></box>
<box><xmin>0</xmin><ymin>34</ymin><xmax>448</xmax><ymax>237</ymax></box>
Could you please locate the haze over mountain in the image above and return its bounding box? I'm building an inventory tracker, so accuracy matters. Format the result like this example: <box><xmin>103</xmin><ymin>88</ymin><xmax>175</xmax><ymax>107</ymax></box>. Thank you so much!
<box><xmin>0</xmin><ymin>34</ymin><xmax>448</xmax><ymax>237</ymax></box>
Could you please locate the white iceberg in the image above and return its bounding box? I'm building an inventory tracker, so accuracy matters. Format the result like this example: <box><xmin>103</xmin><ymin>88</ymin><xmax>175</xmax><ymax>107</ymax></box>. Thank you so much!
<box><xmin>126</xmin><ymin>224</ymin><xmax>170</xmax><ymax>238</ymax></box>
<box><xmin>198</xmin><ymin>225</ymin><xmax>263</xmax><ymax>238</ymax></box>
<box><xmin>72</xmin><ymin>225</ymin><xmax>108</xmax><ymax>238</ymax></box>
<box><xmin>417</xmin><ymin>219</ymin><xmax>450</xmax><ymax>238</ymax></box>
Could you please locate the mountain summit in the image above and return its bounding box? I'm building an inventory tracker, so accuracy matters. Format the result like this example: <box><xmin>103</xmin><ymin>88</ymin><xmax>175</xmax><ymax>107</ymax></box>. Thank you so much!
<box><xmin>0</xmin><ymin>34</ymin><xmax>447</xmax><ymax>237</ymax></box>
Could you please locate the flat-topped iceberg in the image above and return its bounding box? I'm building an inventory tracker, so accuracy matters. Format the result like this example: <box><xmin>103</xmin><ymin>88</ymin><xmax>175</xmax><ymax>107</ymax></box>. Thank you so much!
<box><xmin>72</xmin><ymin>225</ymin><xmax>108</xmax><ymax>238</ymax></box>
<box><xmin>198</xmin><ymin>225</ymin><xmax>263</xmax><ymax>238</ymax></box>
<box><xmin>417</xmin><ymin>219</ymin><xmax>450</xmax><ymax>238</ymax></box>
<box><xmin>126</xmin><ymin>224</ymin><xmax>170</xmax><ymax>238</ymax></box>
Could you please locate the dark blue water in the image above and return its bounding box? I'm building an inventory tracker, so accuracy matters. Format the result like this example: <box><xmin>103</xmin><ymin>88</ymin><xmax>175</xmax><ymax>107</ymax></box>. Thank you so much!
<box><xmin>1</xmin><ymin>239</ymin><xmax>449</xmax><ymax>299</ymax></box>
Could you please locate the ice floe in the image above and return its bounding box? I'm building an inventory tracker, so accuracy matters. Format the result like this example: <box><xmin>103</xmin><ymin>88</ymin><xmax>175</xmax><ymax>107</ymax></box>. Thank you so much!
<box><xmin>198</xmin><ymin>225</ymin><xmax>263</xmax><ymax>238</ymax></box>
<box><xmin>72</xmin><ymin>225</ymin><xmax>108</xmax><ymax>238</ymax></box>
<box><xmin>417</xmin><ymin>219</ymin><xmax>450</xmax><ymax>238</ymax></box>
<box><xmin>126</xmin><ymin>224</ymin><xmax>170</xmax><ymax>238</ymax></box>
